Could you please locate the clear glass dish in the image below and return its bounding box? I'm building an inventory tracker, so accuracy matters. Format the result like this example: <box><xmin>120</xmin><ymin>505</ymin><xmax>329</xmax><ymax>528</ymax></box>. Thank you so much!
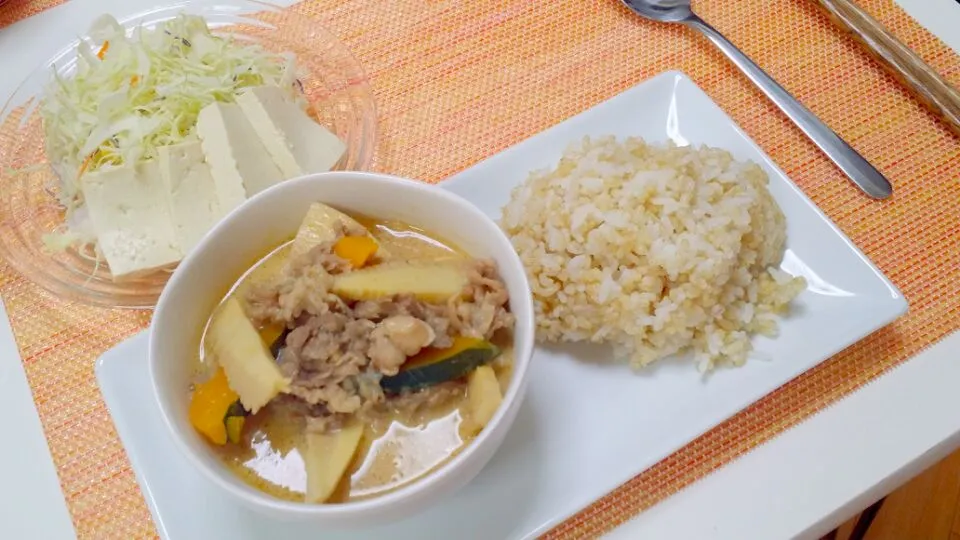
<box><xmin>0</xmin><ymin>0</ymin><xmax>377</xmax><ymax>308</ymax></box>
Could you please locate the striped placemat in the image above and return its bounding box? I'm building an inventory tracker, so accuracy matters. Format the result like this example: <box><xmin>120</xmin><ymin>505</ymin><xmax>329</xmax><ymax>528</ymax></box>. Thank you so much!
<box><xmin>0</xmin><ymin>0</ymin><xmax>64</xmax><ymax>28</ymax></box>
<box><xmin>1</xmin><ymin>0</ymin><xmax>959</xmax><ymax>538</ymax></box>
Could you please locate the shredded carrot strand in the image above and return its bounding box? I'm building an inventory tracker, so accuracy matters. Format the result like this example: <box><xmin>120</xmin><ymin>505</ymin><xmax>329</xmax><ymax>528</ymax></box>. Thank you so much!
<box><xmin>97</xmin><ymin>40</ymin><xmax>109</xmax><ymax>60</ymax></box>
<box><xmin>77</xmin><ymin>154</ymin><xmax>94</xmax><ymax>178</ymax></box>
<box><xmin>130</xmin><ymin>75</ymin><xmax>139</xmax><ymax>87</ymax></box>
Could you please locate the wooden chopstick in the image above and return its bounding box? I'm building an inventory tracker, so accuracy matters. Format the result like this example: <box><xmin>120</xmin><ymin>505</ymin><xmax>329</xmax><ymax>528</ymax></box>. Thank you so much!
<box><xmin>815</xmin><ymin>0</ymin><xmax>960</xmax><ymax>138</ymax></box>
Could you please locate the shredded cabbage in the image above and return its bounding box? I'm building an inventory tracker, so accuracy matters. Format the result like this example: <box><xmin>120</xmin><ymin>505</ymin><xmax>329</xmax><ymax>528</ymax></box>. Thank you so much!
<box><xmin>40</xmin><ymin>13</ymin><xmax>300</xmax><ymax>211</ymax></box>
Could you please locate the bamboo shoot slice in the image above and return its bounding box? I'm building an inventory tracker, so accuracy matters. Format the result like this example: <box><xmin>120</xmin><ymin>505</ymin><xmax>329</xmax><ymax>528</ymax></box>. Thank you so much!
<box><xmin>207</xmin><ymin>297</ymin><xmax>289</xmax><ymax>413</ymax></box>
<box><xmin>467</xmin><ymin>365</ymin><xmax>502</xmax><ymax>431</ymax></box>
<box><xmin>332</xmin><ymin>263</ymin><xmax>467</xmax><ymax>303</ymax></box>
<box><xmin>304</xmin><ymin>423</ymin><xmax>364</xmax><ymax>503</ymax></box>
<box><xmin>291</xmin><ymin>202</ymin><xmax>383</xmax><ymax>261</ymax></box>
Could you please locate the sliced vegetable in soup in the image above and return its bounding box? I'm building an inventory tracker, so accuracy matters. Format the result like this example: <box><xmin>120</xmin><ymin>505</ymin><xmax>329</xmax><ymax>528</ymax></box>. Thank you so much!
<box><xmin>188</xmin><ymin>202</ymin><xmax>515</xmax><ymax>503</ymax></box>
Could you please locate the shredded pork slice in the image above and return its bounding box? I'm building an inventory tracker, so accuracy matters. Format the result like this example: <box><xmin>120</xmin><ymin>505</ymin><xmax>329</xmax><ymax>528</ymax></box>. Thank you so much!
<box><xmin>454</xmin><ymin>259</ymin><xmax>515</xmax><ymax>338</ymax></box>
<box><xmin>353</xmin><ymin>295</ymin><xmax>455</xmax><ymax>348</ymax></box>
<box><xmin>368</xmin><ymin>316</ymin><xmax>436</xmax><ymax>375</ymax></box>
<box><xmin>246</xmin><ymin>248</ymin><xmax>513</xmax><ymax>433</ymax></box>
<box><xmin>280</xmin><ymin>313</ymin><xmax>378</xmax><ymax>414</ymax></box>
<box><xmin>246</xmin><ymin>242</ymin><xmax>349</xmax><ymax>325</ymax></box>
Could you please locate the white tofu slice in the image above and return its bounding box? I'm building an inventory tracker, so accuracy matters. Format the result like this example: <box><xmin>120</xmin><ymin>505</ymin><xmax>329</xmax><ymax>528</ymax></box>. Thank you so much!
<box><xmin>236</xmin><ymin>86</ymin><xmax>346</xmax><ymax>178</ymax></box>
<box><xmin>196</xmin><ymin>102</ymin><xmax>283</xmax><ymax>207</ymax></box>
<box><xmin>158</xmin><ymin>142</ymin><xmax>223</xmax><ymax>253</ymax></box>
<box><xmin>81</xmin><ymin>161</ymin><xmax>184</xmax><ymax>279</ymax></box>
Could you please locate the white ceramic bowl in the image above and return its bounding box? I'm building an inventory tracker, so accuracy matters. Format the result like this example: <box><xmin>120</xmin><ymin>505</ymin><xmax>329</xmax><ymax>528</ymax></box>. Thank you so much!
<box><xmin>149</xmin><ymin>172</ymin><xmax>535</xmax><ymax>527</ymax></box>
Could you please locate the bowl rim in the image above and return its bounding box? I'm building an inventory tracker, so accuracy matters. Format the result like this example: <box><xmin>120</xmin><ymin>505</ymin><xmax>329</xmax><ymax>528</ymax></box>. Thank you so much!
<box><xmin>0</xmin><ymin>0</ymin><xmax>377</xmax><ymax>309</ymax></box>
<box><xmin>148</xmin><ymin>171</ymin><xmax>535</xmax><ymax>517</ymax></box>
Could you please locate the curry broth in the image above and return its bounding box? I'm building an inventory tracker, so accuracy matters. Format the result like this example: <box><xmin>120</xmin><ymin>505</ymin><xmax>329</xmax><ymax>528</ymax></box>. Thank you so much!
<box><xmin>196</xmin><ymin>213</ymin><xmax>513</xmax><ymax>503</ymax></box>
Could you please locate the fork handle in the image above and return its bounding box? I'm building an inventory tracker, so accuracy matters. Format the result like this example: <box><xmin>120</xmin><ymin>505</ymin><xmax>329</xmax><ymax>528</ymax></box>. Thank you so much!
<box><xmin>814</xmin><ymin>0</ymin><xmax>960</xmax><ymax>139</ymax></box>
<box><xmin>686</xmin><ymin>16</ymin><xmax>892</xmax><ymax>199</ymax></box>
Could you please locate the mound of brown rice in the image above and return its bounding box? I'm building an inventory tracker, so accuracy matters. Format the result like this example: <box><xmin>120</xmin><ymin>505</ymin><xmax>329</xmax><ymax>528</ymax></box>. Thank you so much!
<box><xmin>500</xmin><ymin>136</ymin><xmax>806</xmax><ymax>371</ymax></box>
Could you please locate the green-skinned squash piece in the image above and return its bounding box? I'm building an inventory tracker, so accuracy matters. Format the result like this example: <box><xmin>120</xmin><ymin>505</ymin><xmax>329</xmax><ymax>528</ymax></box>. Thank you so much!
<box><xmin>380</xmin><ymin>337</ymin><xmax>500</xmax><ymax>394</ymax></box>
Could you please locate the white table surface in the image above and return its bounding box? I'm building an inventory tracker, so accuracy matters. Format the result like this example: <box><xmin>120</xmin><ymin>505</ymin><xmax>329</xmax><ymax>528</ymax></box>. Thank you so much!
<box><xmin>0</xmin><ymin>1</ymin><xmax>957</xmax><ymax>538</ymax></box>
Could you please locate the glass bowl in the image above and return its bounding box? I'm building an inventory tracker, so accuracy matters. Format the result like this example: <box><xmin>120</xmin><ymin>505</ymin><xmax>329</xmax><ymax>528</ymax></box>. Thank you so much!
<box><xmin>0</xmin><ymin>0</ymin><xmax>377</xmax><ymax>308</ymax></box>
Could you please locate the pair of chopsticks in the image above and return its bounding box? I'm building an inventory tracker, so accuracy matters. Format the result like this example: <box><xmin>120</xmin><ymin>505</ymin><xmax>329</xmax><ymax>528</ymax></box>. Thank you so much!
<box><xmin>815</xmin><ymin>0</ymin><xmax>960</xmax><ymax>138</ymax></box>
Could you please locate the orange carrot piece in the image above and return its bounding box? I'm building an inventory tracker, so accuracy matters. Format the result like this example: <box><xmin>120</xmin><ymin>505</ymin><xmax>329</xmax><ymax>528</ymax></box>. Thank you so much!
<box><xmin>333</xmin><ymin>236</ymin><xmax>378</xmax><ymax>268</ymax></box>
<box><xmin>77</xmin><ymin>154</ymin><xmax>94</xmax><ymax>179</ymax></box>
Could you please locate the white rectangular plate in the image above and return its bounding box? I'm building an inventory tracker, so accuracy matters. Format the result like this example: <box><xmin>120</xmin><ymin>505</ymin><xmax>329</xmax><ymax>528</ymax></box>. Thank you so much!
<box><xmin>96</xmin><ymin>71</ymin><xmax>906</xmax><ymax>539</ymax></box>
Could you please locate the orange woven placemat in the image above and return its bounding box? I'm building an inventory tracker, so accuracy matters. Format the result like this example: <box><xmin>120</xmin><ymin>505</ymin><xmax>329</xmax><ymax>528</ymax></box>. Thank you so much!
<box><xmin>1</xmin><ymin>0</ymin><xmax>959</xmax><ymax>538</ymax></box>
<box><xmin>0</xmin><ymin>0</ymin><xmax>65</xmax><ymax>28</ymax></box>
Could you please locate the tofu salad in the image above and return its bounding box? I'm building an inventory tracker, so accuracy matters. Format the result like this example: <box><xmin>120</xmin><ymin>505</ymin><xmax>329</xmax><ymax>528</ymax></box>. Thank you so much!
<box><xmin>40</xmin><ymin>13</ymin><xmax>347</xmax><ymax>278</ymax></box>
